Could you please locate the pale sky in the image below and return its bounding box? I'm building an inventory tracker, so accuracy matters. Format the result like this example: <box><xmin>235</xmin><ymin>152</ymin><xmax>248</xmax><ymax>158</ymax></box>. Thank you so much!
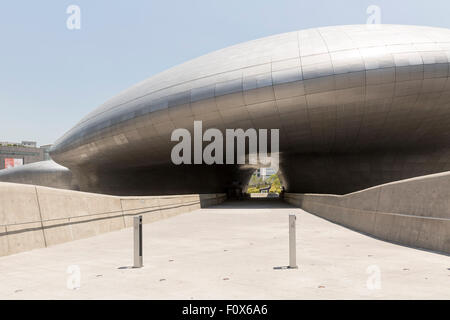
<box><xmin>1</xmin><ymin>0</ymin><xmax>449</xmax><ymax>145</ymax></box>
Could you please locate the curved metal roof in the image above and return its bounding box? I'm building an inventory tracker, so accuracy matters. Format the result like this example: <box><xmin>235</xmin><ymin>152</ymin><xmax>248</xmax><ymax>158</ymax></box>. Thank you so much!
<box><xmin>50</xmin><ymin>24</ymin><xmax>450</xmax><ymax>171</ymax></box>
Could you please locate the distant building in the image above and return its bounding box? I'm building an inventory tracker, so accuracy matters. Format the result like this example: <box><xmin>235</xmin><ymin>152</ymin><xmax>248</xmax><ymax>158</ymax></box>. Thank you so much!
<box><xmin>0</xmin><ymin>141</ymin><xmax>52</xmax><ymax>170</ymax></box>
<box><xmin>256</xmin><ymin>168</ymin><xmax>276</xmax><ymax>180</ymax></box>
<box><xmin>20</xmin><ymin>141</ymin><xmax>37</xmax><ymax>148</ymax></box>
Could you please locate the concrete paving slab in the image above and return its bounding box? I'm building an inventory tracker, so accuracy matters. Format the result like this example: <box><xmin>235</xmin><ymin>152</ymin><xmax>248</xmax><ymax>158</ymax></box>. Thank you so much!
<box><xmin>0</xmin><ymin>199</ymin><xmax>448</xmax><ymax>299</ymax></box>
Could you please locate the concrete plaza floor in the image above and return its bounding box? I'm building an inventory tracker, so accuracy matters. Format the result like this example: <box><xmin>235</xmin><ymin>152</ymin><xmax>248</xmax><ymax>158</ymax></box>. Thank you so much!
<box><xmin>0</xmin><ymin>199</ymin><xmax>449</xmax><ymax>299</ymax></box>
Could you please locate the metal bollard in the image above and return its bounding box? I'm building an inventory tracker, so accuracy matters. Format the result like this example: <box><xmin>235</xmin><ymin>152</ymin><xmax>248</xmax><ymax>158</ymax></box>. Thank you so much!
<box><xmin>289</xmin><ymin>214</ymin><xmax>298</xmax><ymax>269</ymax></box>
<box><xmin>133</xmin><ymin>215</ymin><xmax>143</xmax><ymax>268</ymax></box>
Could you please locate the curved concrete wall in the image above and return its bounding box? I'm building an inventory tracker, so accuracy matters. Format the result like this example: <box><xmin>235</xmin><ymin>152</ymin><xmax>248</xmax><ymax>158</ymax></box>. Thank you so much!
<box><xmin>0</xmin><ymin>182</ymin><xmax>225</xmax><ymax>257</ymax></box>
<box><xmin>50</xmin><ymin>25</ymin><xmax>450</xmax><ymax>196</ymax></box>
<box><xmin>285</xmin><ymin>171</ymin><xmax>450</xmax><ymax>254</ymax></box>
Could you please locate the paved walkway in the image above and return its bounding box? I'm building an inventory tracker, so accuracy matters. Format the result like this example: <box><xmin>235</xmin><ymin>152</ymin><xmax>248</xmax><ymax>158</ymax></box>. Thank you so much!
<box><xmin>0</xmin><ymin>199</ymin><xmax>449</xmax><ymax>299</ymax></box>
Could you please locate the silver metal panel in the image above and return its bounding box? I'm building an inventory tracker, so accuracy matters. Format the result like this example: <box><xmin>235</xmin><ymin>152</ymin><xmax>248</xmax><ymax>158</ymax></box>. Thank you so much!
<box><xmin>0</xmin><ymin>160</ymin><xmax>79</xmax><ymax>190</ymax></box>
<box><xmin>48</xmin><ymin>25</ymin><xmax>450</xmax><ymax>196</ymax></box>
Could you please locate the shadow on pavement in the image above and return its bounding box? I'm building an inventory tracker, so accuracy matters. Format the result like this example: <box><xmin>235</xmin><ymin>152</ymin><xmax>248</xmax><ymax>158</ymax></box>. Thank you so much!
<box><xmin>210</xmin><ymin>198</ymin><xmax>294</xmax><ymax>210</ymax></box>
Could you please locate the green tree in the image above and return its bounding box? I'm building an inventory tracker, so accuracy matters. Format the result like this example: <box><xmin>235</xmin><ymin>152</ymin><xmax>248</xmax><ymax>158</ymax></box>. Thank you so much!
<box><xmin>247</xmin><ymin>171</ymin><xmax>282</xmax><ymax>193</ymax></box>
<box><xmin>268</xmin><ymin>174</ymin><xmax>282</xmax><ymax>193</ymax></box>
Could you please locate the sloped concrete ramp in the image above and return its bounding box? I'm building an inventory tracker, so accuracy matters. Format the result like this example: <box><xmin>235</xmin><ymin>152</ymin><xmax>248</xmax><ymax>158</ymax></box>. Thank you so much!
<box><xmin>0</xmin><ymin>200</ymin><xmax>448</xmax><ymax>299</ymax></box>
<box><xmin>0</xmin><ymin>182</ymin><xmax>225</xmax><ymax>257</ymax></box>
<box><xmin>286</xmin><ymin>171</ymin><xmax>450</xmax><ymax>254</ymax></box>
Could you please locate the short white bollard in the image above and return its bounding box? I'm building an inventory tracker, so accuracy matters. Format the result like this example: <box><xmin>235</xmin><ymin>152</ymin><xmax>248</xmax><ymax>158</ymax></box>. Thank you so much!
<box><xmin>133</xmin><ymin>215</ymin><xmax>143</xmax><ymax>268</ymax></box>
<box><xmin>289</xmin><ymin>214</ymin><xmax>298</xmax><ymax>269</ymax></box>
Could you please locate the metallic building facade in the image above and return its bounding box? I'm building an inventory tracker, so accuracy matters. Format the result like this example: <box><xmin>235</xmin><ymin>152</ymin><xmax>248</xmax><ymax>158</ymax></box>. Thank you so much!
<box><xmin>0</xmin><ymin>143</ymin><xmax>46</xmax><ymax>170</ymax></box>
<box><xmin>0</xmin><ymin>160</ymin><xmax>79</xmax><ymax>190</ymax></box>
<box><xmin>42</xmin><ymin>25</ymin><xmax>450</xmax><ymax>195</ymax></box>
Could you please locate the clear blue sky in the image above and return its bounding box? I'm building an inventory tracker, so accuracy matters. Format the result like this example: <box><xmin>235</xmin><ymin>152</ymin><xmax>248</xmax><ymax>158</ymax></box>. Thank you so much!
<box><xmin>1</xmin><ymin>0</ymin><xmax>449</xmax><ymax>145</ymax></box>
